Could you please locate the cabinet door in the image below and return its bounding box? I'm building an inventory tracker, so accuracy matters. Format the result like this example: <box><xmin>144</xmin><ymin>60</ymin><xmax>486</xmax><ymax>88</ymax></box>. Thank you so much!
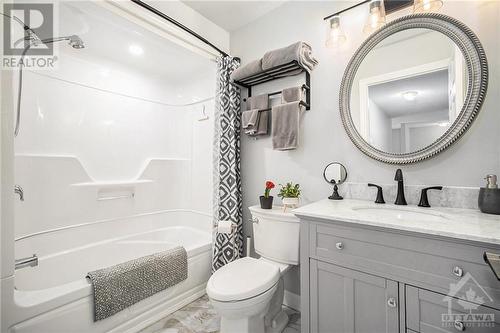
<box><xmin>310</xmin><ymin>259</ymin><xmax>399</xmax><ymax>333</ymax></box>
<box><xmin>406</xmin><ymin>285</ymin><xmax>500</xmax><ymax>333</ymax></box>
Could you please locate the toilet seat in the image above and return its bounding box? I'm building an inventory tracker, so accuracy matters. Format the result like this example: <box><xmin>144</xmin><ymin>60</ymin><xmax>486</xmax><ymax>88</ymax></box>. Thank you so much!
<box><xmin>207</xmin><ymin>257</ymin><xmax>280</xmax><ymax>302</ymax></box>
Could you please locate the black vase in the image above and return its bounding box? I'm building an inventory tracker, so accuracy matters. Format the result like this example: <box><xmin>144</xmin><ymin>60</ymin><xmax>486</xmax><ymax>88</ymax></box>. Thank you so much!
<box><xmin>260</xmin><ymin>196</ymin><xmax>273</xmax><ymax>209</ymax></box>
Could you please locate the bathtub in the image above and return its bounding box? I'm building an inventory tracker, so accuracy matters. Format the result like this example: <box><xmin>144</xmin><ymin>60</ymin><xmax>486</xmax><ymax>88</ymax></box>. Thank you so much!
<box><xmin>3</xmin><ymin>211</ymin><xmax>213</xmax><ymax>333</ymax></box>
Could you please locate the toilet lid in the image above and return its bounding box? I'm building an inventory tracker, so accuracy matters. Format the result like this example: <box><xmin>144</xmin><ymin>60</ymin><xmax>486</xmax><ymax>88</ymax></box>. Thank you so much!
<box><xmin>207</xmin><ymin>257</ymin><xmax>280</xmax><ymax>302</ymax></box>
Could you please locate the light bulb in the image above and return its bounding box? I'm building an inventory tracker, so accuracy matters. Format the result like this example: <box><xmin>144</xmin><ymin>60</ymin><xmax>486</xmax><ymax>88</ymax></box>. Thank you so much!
<box><xmin>363</xmin><ymin>0</ymin><xmax>386</xmax><ymax>34</ymax></box>
<box><xmin>325</xmin><ymin>16</ymin><xmax>347</xmax><ymax>48</ymax></box>
<box><xmin>413</xmin><ymin>0</ymin><xmax>443</xmax><ymax>13</ymax></box>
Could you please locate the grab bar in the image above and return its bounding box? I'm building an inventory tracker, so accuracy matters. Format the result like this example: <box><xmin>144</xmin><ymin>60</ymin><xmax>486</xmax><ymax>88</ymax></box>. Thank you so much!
<box><xmin>15</xmin><ymin>254</ymin><xmax>38</xmax><ymax>270</ymax></box>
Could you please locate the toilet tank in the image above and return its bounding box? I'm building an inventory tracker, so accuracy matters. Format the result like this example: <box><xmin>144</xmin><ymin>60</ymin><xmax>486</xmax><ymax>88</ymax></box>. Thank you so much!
<box><xmin>249</xmin><ymin>205</ymin><xmax>300</xmax><ymax>265</ymax></box>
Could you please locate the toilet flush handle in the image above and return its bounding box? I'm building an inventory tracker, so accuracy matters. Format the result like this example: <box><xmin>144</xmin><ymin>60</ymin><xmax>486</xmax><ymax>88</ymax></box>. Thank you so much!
<box><xmin>250</xmin><ymin>217</ymin><xmax>259</xmax><ymax>224</ymax></box>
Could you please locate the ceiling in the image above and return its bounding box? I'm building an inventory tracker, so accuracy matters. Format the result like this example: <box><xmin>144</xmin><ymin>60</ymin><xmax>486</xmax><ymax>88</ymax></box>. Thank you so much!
<box><xmin>182</xmin><ymin>1</ymin><xmax>286</xmax><ymax>31</ymax></box>
<box><xmin>369</xmin><ymin>69</ymin><xmax>449</xmax><ymax>118</ymax></box>
<box><xmin>58</xmin><ymin>1</ymin><xmax>214</xmax><ymax>83</ymax></box>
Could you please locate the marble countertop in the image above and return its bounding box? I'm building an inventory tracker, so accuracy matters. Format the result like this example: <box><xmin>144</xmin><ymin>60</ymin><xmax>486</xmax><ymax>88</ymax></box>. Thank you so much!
<box><xmin>293</xmin><ymin>199</ymin><xmax>500</xmax><ymax>246</ymax></box>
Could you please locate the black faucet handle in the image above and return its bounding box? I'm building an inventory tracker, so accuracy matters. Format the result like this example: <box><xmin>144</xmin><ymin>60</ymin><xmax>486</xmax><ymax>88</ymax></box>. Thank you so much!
<box><xmin>418</xmin><ymin>186</ymin><xmax>443</xmax><ymax>208</ymax></box>
<box><xmin>368</xmin><ymin>183</ymin><xmax>385</xmax><ymax>204</ymax></box>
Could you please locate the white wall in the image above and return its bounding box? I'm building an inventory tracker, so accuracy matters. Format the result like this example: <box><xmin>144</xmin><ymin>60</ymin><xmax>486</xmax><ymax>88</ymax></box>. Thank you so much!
<box><xmin>231</xmin><ymin>1</ymin><xmax>500</xmax><ymax>296</ymax></box>
<box><xmin>145</xmin><ymin>0</ymin><xmax>230</xmax><ymax>54</ymax></box>
<box><xmin>368</xmin><ymin>100</ymin><xmax>391</xmax><ymax>151</ymax></box>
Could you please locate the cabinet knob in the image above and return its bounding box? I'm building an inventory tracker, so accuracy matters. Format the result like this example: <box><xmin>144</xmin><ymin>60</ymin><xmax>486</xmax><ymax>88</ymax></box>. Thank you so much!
<box><xmin>454</xmin><ymin>320</ymin><xmax>465</xmax><ymax>331</ymax></box>
<box><xmin>387</xmin><ymin>297</ymin><xmax>397</xmax><ymax>308</ymax></box>
<box><xmin>336</xmin><ymin>242</ymin><xmax>344</xmax><ymax>250</ymax></box>
<box><xmin>452</xmin><ymin>266</ymin><xmax>464</xmax><ymax>278</ymax></box>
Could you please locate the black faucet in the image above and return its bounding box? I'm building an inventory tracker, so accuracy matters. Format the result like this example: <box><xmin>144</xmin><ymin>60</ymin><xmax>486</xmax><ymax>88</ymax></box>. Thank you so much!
<box><xmin>368</xmin><ymin>183</ymin><xmax>385</xmax><ymax>204</ymax></box>
<box><xmin>418</xmin><ymin>186</ymin><xmax>443</xmax><ymax>207</ymax></box>
<box><xmin>394</xmin><ymin>169</ymin><xmax>407</xmax><ymax>205</ymax></box>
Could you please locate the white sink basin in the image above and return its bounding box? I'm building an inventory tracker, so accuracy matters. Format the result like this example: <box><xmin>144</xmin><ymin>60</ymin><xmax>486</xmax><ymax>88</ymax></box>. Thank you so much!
<box><xmin>351</xmin><ymin>206</ymin><xmax>449</xmax><ymax>223</ymax></box>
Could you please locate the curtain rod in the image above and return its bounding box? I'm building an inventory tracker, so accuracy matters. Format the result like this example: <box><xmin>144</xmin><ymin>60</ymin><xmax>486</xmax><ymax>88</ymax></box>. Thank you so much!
<box><xmin>130</xmin><ymin>0</ymin><xmax>230</xmax><ymax>58</ymax></box>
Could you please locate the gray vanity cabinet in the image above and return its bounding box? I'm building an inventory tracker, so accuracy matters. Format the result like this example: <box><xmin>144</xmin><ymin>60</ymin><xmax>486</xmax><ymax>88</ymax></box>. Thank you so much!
<box><xmin>299</xmin><ymin>217</ymin><xmax>500</xmax><ymax>333</ymax></box>
<box><xmin>310</xmin><ymin>259</ymin><xmax>399</xmax><ymax>333</ymax></box>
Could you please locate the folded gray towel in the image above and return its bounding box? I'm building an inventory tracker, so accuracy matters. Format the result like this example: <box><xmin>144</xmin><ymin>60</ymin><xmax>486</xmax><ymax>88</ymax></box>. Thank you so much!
<box><xmin>231</xmin><ymin>58</ymin><xmax>263</xmax><ymax>81</ymax></box>
<box><xmin>87</xmin><ymin>246</ymin><xmax>187</xmax><ymax>321</ymax></box>
<box><xmin>247</xmin><ymin>93</ymin><xmax>269</xmax><ymax>110</ymax></box>
<box><xmin>262</xmin><ymin>41</ymin><xmax>319</xmax><ymax>74</ymax></box>
<box><xmin>281</xmin><ymin>86</ymin><xmax>305</xmax><ymax>103</ymax></box>
<box><xmin>272</xmin><ymin>101</ymin><xmax>304</xmax><ymax>150</ymax></box>
<box><xmin>242</xmin><ymin>109</ymin><xmax>260</xmax><ymax>135</ymax></box>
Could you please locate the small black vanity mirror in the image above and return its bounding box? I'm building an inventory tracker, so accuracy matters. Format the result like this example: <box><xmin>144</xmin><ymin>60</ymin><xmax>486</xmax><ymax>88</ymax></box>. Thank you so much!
<box><xmin>323</xmin><ymin>162</ymin><xmax>348</xmax><ymax>200</ymax></box>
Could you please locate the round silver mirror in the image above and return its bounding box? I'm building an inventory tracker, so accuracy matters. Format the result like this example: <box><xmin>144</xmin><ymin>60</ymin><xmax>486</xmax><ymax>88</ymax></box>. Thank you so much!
<box><xmin>340</xmin><ymin>13</ymin><xmax>488</xmax><ymax>164</ymax></box>
<box><xmin>323</xmin><ymin>162</ymin><xmax>348</xmax><ymax>200</ymax></box>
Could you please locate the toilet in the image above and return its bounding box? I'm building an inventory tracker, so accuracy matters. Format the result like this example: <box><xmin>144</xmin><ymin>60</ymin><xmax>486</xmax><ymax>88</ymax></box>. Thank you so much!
<box><xmin>206</xmin><ymin>206</ymin><xmax>300</xmax><ymax>333</ymax></box>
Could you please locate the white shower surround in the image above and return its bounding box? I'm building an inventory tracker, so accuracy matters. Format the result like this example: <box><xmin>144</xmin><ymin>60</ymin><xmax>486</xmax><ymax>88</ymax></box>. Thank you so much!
<box><xmin>0</xmin><ymin>1</ymin><xmax>221</xmax><ymax>332</ymax></box>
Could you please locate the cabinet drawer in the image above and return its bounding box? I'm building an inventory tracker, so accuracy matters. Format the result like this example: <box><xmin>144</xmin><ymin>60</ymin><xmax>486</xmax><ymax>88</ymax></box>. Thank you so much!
<box><xmin>406</xmin><ymin>285</ymin><xmax>500</xmax><ymax>333</ymax></box>
<box><xmin>309</xmin><ymin>222</ymin><xmax>500</xmax><ymax>309</ymax></box>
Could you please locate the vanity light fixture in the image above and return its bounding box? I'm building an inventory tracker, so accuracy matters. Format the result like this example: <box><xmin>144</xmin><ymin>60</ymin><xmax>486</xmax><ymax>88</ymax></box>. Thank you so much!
<box><xmin>323</xmin><ymin>1</ymin><xmax>415</xmax><ymax>47</ymax></box>
<box><xmin>325</xmin><ymin>15</ymin><xmax>347</xmax><ymax>48</ymax></box>
<box><xmin>402</xmin><ymin>91</ymin><xmax>418</xmax><ymax>101</ymax></box>
<box><xmin>363</xmin><ymin>0</ymin><xmax>386</xmax><ymax>34</ymax></box>
<box><xmin>413</xmin><ymin>0</ymin><xmax>443</xmax><ymax>13</ymax></box>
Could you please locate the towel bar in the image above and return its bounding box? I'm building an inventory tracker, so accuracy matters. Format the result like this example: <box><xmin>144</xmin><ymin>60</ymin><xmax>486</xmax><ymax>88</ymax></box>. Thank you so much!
<box><xmin>234</xmin><ymin>60</ymin><xmax>311</xmax><ymax>110</ymax></box>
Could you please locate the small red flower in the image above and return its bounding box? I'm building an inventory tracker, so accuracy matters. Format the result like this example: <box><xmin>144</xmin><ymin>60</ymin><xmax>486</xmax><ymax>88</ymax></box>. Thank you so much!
<box><xmin>266</xmin><ymin>181</ymin><xmax>275</xmax><ymax>189</ymax></box>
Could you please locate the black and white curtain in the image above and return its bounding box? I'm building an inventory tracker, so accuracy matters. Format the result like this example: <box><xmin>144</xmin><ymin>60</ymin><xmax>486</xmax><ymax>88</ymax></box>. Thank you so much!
<box><xmin>212</xmin><ymin>55</ymin><xmax>243</xmax><ymax>272</ymax></box>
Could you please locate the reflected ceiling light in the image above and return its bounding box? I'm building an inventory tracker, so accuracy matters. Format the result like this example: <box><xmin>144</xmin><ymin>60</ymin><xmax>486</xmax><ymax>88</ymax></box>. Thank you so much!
<box><xmin>363</xmin><ymin>0</ymin><xmax>386</xmax><ymax>34</ymax></box>
<box><xmin>128</xmin><ymin>44</ymin><xmax>144</xmax><ymax>56</ymax></box>
<box><xmin>413</xmin><ymin>0</ymin><xmax>443</xmax><ymax>13</ymax></box>
<box><xmin>402</xmin><ymin>91</ymin><xmax>418</xmax><ymax>101</ymax></box>
<box><xmin>325</xmin><ymin>15</ymin><xmax>347</xmax><ymax>48</ymax></box>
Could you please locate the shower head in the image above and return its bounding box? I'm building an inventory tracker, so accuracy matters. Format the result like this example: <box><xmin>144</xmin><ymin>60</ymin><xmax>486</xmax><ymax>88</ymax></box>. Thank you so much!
<box><xmin>68</xmin><ymin>35</ymin><xmax>84</xmax><ymax>49</ymax></box>
<box><xmin>40</xmin><ymin>34</ymin><xmax>85</xmax><ymax>49</ymax></box>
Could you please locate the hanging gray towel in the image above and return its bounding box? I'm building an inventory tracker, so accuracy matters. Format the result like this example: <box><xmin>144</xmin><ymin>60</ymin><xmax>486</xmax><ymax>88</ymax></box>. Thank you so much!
<box><xmin>272</xmin><ymin>101</ymin><xmax>303</xmax><ymax>150</ymax></box>
<box><xmin>87</xmin><ymin>246</ymin><xmax>188</xmax><ymax>321</ymax></box>
<box><xmin>242</xmin><ymin>109</ymin><xmax>261</xmax><ymax>135</ymax></box>
<box><xmin>281</xmin><ymin>86</ymin><xmax>305</xmax><ymax>103</ymax></box>
<box><xmin>247</xmin><ymin>93</ymin><xmax>269</xmax><ymax>110</ymax></box>
<box><xmin>255</xmin><ymin>110</ymin><xmax>269</xmax><ymax>135</ymax></box>
<box><xmin>262</xmin><ymin>41</ymin><xmax>319</xmax><ymax>73</ymax></box>
<box><xmin>230</xmin><ymin>58</ymin><xmax>263</xmax><ymax>81</ymax></box>
<box><xmin>245</xmin><ymin>93</ymin><xmax>269</xmax><ymax>136</ymax></box>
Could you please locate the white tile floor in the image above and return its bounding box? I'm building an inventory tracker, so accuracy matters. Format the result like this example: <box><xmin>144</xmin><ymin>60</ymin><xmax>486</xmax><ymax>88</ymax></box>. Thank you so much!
<box><xmin>140</xmin><ymin>295</ymin><xmax>300</xmax><ymax>333</ymax></box>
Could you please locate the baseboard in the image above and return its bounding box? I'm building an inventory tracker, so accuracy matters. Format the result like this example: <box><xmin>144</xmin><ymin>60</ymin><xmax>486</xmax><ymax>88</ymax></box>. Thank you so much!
<box><xmin>283</xmin><ymin>290</ymin><xmax>300</xmax><ymax>312</ymax></box>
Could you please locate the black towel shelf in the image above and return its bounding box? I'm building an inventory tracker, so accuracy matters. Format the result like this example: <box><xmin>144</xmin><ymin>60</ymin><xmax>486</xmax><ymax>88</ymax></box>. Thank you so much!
<box><xmin>233</xmin><ymin>60</ymin><xmax>311</xmax><ymax>110</ymax></box>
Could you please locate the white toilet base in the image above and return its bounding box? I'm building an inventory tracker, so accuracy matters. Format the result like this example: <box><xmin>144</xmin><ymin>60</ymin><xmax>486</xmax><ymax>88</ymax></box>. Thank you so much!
<box><xmin>265</xmin><ymin>309</ymin><xmax>289</xmax><ymax>333</ymax></box>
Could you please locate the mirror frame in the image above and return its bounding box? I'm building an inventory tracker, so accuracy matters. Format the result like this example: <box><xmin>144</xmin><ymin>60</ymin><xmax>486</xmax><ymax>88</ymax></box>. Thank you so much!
<box><xmin>340</xmin><ymin>13</ymin><xmax>488</xmax><ymax>164</ymax></box>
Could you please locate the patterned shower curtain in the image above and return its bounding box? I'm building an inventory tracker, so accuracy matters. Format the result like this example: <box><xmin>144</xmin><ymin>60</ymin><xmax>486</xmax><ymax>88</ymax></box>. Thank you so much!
<box><xmin>211</xmin><ymin>55</ymin><xmax>243</xmax><ymax>272</ymax></box>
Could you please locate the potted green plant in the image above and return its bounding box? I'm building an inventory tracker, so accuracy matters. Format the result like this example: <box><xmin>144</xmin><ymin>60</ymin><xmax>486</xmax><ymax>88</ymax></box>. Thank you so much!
<box><xmin>278</xmin><ymin>182</ymin><xmax>301</xmax><ymax>210</ymax></box>
<box><xmin>260</xmin><ymin>181</ymin><xmax>275</xmax><ymax>209</ymax></box>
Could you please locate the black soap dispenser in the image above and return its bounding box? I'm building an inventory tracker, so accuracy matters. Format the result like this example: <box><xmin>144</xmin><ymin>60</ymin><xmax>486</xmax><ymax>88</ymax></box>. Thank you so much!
<box><xmin>478</xmin><ymin>175</ymin><xmax>500</xmax><ymax>215</ymax></box>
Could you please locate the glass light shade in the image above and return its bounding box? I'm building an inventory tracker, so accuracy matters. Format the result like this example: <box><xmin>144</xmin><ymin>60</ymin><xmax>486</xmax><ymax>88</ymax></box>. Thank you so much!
<box><xmin>413</xmin><ymin>0</ymin><xmax>443</xmax><ymax>13</ymax></box>
<box><xmin>325</xmin><ymin>16</ymin><xmax>347</xmax><ymax>48</ymax></box>
<box><xmin>363</xmin><ymin>0</ymin><xmax>386</xmax><ymax>34</ymax></box>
